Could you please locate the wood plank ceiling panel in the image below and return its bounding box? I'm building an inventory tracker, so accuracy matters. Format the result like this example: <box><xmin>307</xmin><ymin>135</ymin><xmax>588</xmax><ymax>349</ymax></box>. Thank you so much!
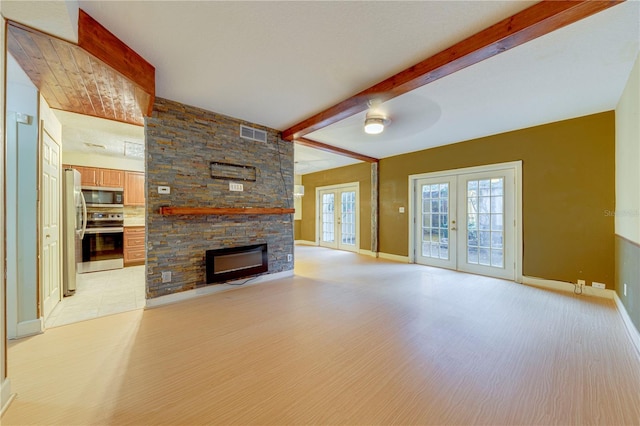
<box><xmin>7</xmin><ymin>17</ymin><xmax>154</xmax><ymax>127</ymax></box>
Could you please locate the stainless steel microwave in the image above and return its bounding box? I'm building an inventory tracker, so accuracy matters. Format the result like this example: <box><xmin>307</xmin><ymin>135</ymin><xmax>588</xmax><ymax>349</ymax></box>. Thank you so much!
<box><xmin>81</xmin><ymin>187</ymin><xmax>124</xmax><ymax>207</ymax></box>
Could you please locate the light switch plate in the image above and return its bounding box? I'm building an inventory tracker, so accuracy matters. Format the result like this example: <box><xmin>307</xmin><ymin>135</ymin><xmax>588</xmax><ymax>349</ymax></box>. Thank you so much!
<box><xmin>158</xmin><ymin>186</ymin><xmax>170</xmax><ymax>194</ymax></box>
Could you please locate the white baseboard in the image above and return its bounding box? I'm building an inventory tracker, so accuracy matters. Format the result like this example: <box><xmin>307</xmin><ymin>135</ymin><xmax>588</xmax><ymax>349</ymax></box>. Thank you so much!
<box><xmin>0</xmin><ymin>378</ymin><xmax>14</xmax><ymax>418</ymax></box>
<box><xmin>613</xmin><ymin>292</ymin><xmax>640</xmax><ymax>359</ymax></box>
<box><xmin>522</xmin><ymin>276</ymin><xmax>615</xmax><ymax>299</ymax></box>
<box><xmin>294</xmin><ymin>240</ymin><xmax>317</xmax><ymax>246</ymax></box>
<box><xmin>146</xmin><ymin>270</ymin><xmax>294</xmax><ymax>308</ymax></box>
<box><xmin>358</xmin><ymin>249</ymin><xmax>378</xmax><ymax>258</ymax></box>
<box><xmin>378</xmin><ymin>252</ymin><xmax>410</xmax><ymax>263</ymax></box>
<box><xmin>12</xmin><ymin>317</ymin><xmax>44</xmax><ymax>339</ymax></box>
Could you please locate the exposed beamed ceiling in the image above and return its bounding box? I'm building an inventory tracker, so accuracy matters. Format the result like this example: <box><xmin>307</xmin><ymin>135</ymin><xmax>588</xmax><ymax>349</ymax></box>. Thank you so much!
<box><xmin>2</xmin><ymin>1</ymin><xmax>638</xmax><ymax>174</ymax></box>
<box><xmin>283</xmin><ymin>0</ymin><xmax>622</xmax><ymax>141</ymax></box>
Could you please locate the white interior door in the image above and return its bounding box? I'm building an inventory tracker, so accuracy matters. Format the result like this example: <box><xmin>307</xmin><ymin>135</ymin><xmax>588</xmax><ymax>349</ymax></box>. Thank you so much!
<box><xmin>41</xmin><ymin>129</ymin><xmax>62</xmax><ymax>319</ymax></box>
<box><xmin>318</xmin><ymin>184</ymin><xmax>359</xmax><ymax>252</ymax></box>
<box><xmin>413</xmin><ymin>164</ymin><xmax>518</xmax><ymax>281</ymax></box>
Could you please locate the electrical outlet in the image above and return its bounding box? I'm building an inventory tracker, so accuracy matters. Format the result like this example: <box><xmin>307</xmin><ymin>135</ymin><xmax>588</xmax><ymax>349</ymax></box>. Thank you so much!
<box><xmin>229</xmin><ymin>182</ymin><xmax>243</xmax><ymax>192</ymax></box>
<box><xmin>161</xmin><ymin>271</ymin><xmax>172</xmax><ymax>283</ymax></box>
<box><xmin>287</xmin><ymin>254</ymin><xmax>293</xmax><ymax>262</ymax></box>
<box><xmin>577</xmin><ymin>279</ymin><xmax>585</xmax><ymax>287</ymax></box>
<box><xmin>592</xmin><ymin>281</ymin><xmax>606</xmax><ymax>290</ymax></box>
<box><xmin>623</xmin><ymin>283</ymin><xmax>627</xmax><ymax>297</ymax></box>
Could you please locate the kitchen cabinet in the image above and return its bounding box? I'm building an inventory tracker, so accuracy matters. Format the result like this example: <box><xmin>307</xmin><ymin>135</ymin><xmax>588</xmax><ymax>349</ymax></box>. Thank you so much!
<box><xmin>73</xmin><ymin>166</ymin><xmax>100</xmax><ymax>186</ymax></box>
<box><xmin>100</xmin><ymin>169</ymin><xmax>124</xmax><ymax>187</ymax></box>
<box><xmin>124</xmin><ymin>226</ymin><xmax>145</xmax><ymax>266</ymax></box>
<box><xmin>71</xmin><ymin>165</ymin><xmax>124</xmax><ymax>188</ymax></box>
<box><xmin>124</xmin><ymin>171</ymin><xmax>145</xmax><ymax>206</ymax></box>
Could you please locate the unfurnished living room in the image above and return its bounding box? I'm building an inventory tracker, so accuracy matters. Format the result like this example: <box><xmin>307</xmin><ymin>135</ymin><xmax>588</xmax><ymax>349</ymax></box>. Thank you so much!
<box><xmin>1</xmin><ymin>1</ymin><xmax>639</xmax><ymax>425</ymax></box>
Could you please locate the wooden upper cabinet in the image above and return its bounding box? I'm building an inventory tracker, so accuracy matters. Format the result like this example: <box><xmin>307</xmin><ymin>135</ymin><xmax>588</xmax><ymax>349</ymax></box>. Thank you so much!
<box><xmin>124</xmin><ymin>171</ymin><xmax>145</xmax><ymax>206</ymax></box>
<box><xmin>74</xmin><ymin>166</ymin><xmax>100</xmax><ymax>187</ymax></box>
<box><xmin>100</xmin><ymin>169</ymin><xmax>124</xmax><ymax>188</ymax></box>
<box><xmin>70</xmin><ymin>166</ymin><xmax>124</xmax><ymax>188</ymax></box>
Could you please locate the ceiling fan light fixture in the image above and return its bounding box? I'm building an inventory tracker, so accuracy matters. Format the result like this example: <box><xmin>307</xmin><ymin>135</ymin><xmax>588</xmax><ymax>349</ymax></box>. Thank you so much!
<box><xmin>364</xmin><ymin>116</ymin><xmax>386</xmax><ymax>135</ymax></box>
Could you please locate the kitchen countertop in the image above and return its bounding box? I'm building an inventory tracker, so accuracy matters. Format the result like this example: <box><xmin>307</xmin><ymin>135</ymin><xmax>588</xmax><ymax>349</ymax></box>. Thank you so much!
<box><xmin>124</xmin><ymin>218</ymin><xmax>146</xmax><ymax>227</ymax></box>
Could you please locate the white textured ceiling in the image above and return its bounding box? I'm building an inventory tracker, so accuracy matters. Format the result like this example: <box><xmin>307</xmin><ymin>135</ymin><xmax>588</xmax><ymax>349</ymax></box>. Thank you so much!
<box><xmin>308</xmin><ymin>1</ymin><xmax>640</xmax><ymax>160</ymax></box>
<box><xmin>53</xmin><ymin>110</ymin><xmax>145</xmax><ymax>159</ymax></box>
<box><xmin>1</xmin><ymin>0</ymin><xmax>78</xmax><ymax>42</ymax></box>
<box><xmin>77</xmin><ymin>0</ymin><xmax>536</xmax><ymax>130</ymax></box>
<box><xmin>3</xmin><ymin>1</ymin><xmax>639</xmax><ymax>175</ymax></box>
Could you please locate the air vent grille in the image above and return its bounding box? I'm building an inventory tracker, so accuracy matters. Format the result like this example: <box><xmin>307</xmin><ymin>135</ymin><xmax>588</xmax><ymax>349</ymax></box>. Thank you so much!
<box><xmin>240</xmin><ymin>125</ymin><xmax>267</xmax><ymax>143</ymax></box>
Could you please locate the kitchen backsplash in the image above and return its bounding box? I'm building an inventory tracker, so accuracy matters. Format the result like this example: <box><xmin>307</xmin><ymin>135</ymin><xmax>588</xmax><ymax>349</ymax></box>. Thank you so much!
<box><xmin>124</xmin><ymin>206</ymin><xmax>145</xmax><ymax>226</ymax></box>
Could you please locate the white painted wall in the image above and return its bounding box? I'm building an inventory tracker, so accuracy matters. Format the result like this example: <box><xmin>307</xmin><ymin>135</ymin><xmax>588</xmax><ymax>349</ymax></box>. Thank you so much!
<box><xmin>6</xmin><ymin>58</ymin><xmax>40</xmax><ymax>339</ymax></box>
<box><xmin>1</xmin><ymin>13</ymin><xmax>14</xmax><ymax>415</ymax></box>
<box><xmin>615</xmin><ymin>53</ymin><xmax>640</xmax><ymax>244</ymax></box>
<box><xmin>62</xmin><ymin>150</ymin><xmax>144</xmax><ymax>172</ymax></box>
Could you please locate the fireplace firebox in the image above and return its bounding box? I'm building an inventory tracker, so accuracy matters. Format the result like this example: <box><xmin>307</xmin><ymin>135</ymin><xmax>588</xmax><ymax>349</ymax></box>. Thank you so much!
<box><xmin>206</xmin><ymin>244</ymin><xmax>268</xmax><ymax>284</ymax></box>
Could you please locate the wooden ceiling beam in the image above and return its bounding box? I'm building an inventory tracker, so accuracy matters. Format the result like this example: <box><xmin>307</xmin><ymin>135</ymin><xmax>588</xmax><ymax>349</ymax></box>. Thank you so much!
<box><xmin>282</xmin><ymin>0</ymin><xmax>624</xmax><ymax>142</ymax></box>
<box><xmin>78</xmin><ymin>9</ymin><xmax>155</xmax><ymax>116</ymax></box>
<box><xmin>296</xmin><ymin>138</ymin><xmax>378</xmax><ymax>163</ymax></box>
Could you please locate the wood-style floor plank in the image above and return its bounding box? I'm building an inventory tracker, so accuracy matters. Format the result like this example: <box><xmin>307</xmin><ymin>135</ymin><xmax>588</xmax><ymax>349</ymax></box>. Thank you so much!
<box><xmin>3</xmin><ymin>246</ymin><xmax>640</xmax><ymax>425</ymax></box>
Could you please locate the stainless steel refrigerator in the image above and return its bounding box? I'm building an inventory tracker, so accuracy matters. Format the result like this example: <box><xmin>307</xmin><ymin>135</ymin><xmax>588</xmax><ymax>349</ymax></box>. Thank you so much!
<box><xmin>62</xmin><ymin>168</ymin><xmax>87</xmax><ymax>296</ymax></box>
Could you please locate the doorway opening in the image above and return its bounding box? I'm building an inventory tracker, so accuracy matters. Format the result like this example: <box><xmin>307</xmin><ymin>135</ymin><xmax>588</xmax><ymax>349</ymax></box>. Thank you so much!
<box><xmin>409</xmin><ymin>162</ymin><xmax>522</xmax><ymax>282</ymax></box>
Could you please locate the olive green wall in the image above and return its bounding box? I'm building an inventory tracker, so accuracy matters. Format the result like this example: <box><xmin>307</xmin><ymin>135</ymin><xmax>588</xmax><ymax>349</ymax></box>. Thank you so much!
<box><xmin>300</xmin><ymin>162</ymin><xmax>372</xmax><ymax>250</ymax></box>
<box><xmin>379</xmin><ymin>111</ymin><xmax>615</xmax><ymax>285</ymax></box>
<box><xmin>294</xmin><ymin>220</ymin><xmax>302</xmax><ymax>240</ymax></box>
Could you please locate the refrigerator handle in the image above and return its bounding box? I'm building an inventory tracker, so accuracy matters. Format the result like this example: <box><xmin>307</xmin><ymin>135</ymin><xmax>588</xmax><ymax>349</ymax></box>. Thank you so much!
<box><xmin>80</xmin><ymin>192</ymin><xmax>88</xmax><ymax>240</ymax></box>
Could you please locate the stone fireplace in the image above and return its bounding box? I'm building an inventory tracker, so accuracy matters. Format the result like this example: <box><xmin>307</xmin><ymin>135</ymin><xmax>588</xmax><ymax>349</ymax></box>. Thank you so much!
<box><xmin>145</xmin><ymin>97</ymin><xmax>294</xmax><ymax>299</ymax></box>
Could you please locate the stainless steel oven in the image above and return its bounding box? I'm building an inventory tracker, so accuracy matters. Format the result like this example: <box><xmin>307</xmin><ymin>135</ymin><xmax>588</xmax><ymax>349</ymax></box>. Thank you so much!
<box><xmin>79</xmin><ymin>211</ymin><xmax>124</xmax><ymax>273</ymax></box>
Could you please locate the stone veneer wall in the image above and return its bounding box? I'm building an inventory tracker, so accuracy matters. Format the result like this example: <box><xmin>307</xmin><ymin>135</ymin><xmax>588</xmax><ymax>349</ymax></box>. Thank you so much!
<box><xmin>145</xmin><ymin>98</ymin><xmax>294</xmax><ymax>299</ymax></box>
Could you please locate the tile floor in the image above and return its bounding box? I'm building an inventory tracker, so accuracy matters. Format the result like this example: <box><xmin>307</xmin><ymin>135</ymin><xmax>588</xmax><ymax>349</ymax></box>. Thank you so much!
<box><xmin>45</xmin><ymin>265</ymin><xmax>146</xmax><ymax>328</ymax></box>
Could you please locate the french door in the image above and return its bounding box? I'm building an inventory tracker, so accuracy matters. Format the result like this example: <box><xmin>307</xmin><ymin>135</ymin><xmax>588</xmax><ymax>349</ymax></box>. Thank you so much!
<box><xmin>414</xmin><ymin>176</ymin><xmax>457</xmax><ymax>270</ymax></box>
<box><xmin>413</xmin><ymin>164</ymin><xmax>519</xmax><ymax>281</ymax></box>
<box><xmin>318</xmin><ymin>183</ymin><xmax>358</xmax><ymax>252</ymax></box>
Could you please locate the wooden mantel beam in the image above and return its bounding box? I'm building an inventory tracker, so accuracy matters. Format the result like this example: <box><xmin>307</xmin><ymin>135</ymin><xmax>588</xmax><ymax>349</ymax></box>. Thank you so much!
<box><xmin>282</xmin><ymin>0</ymin><xmax>623</xmax><ymax>141</ymax></box>
<box><xmin>296</xmin><ymin>138</ymin><xmax>378</xmax><ymax>163</ymax></box>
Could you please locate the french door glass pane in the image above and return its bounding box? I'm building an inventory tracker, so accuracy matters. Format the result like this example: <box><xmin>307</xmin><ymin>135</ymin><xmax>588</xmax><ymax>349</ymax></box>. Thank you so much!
<box><xmin>341</xmin><ymin>191</ymin><xmax>356</xmax><ymax>246</ymax></box>
<box><xmin>421</xmin><ymin>183</ymin><xmax>449</xmax><ymax>260</ymax></box>
<box><xmin>467</xmin><ymin>178</ymin><xmax>504</xmax><ymax>267</ymax></box>
<box><xmin>322</xmin><ymin>193</ymin><xmax>334</xmax><ymax>243</ymax></box>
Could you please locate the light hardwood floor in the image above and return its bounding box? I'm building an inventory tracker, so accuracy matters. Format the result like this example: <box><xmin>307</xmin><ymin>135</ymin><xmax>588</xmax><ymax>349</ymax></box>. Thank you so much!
<box><xmin>4</xmin><ymin>246</ymin><xmax>640</xmax><ymax>425</ymax></box>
